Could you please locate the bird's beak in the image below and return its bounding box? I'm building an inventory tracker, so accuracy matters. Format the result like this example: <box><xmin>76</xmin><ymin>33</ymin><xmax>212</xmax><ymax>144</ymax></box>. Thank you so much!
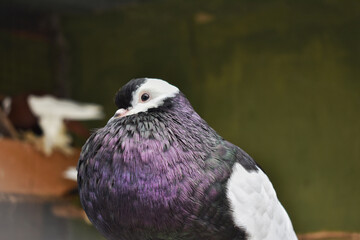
<box><xmin>114</xmin><ymin>108</ymin><xmax>129</xmax><ymax>118</ymax></box>
<box><xmin>107</xmin><ymin>108</ymin><xmax>131</xmax><ymax>123</ymax></box>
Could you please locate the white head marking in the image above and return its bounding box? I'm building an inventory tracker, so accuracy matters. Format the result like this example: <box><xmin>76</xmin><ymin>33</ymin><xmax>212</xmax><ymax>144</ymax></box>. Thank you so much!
<box><xmin>114</xmin><ymin>78</ymin><xmax>179</xmax><ymax>118</ymax></box>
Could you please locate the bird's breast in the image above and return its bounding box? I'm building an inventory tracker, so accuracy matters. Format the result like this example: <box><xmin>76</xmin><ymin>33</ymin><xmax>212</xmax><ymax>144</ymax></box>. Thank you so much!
<box><xmin>79</xmin><ymin>141</ymin><xmax>199</xmax><ymax>231</ymax></box>
<box><xmin>77</xmin><ymin>116</ymin><xmax>239</xmax><ymax>239</ymax></box>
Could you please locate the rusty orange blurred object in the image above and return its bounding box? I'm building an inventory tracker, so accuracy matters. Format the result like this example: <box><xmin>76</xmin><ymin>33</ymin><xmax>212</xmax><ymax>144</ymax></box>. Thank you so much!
<box><xmin>298</xmin><ymin>231</ymin><xmax>360</xmax><ymax>239</ymax></box>
<box><xmin>0</xmin><ymin>138</ymin><xmax>78</xmax><ymax>196</ymax></box>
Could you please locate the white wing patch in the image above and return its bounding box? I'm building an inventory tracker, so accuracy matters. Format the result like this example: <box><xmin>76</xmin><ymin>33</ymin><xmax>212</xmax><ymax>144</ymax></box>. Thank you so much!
<box><xmin>226</xmin><ymin>163</ymin><xmax>297</xmax><ymax>240</ymax></box>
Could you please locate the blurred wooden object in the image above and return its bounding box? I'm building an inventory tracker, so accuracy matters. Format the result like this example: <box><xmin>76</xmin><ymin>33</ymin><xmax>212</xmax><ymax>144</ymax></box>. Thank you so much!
<box><xmin>51</xmin><ymin>203</ymin><xmax>90</xmax><ymax>224</ymax></box>
<box><xmin>298</xmin><ymin>231</ymin><xmax>360</xmax><ymax>239</ymax></box>
<box><xmin>0</xmin><ymin>108</ymin><xmax>18</xmax><ymax>139</ymax></box>
<box><xmin>0</xmin><ymin>138</ymin><xmax>78</xmax><ymax>196</ymax></box>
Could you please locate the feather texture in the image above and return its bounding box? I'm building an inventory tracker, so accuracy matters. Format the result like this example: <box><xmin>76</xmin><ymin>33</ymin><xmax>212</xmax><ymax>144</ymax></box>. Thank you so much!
<box><xmin>227</xmin><ymin>164</ymin><xmax>297</xmax><ymax>240</ymax></box>
<box><xmin>77</xmin><ymin>79</ymin><xmax>297</xmax><ymax>240</ymax></box>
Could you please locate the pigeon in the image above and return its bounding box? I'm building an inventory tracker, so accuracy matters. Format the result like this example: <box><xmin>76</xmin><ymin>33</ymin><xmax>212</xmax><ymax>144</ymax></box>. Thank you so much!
<box><xmin>77</xmin><ymin>78</ymin><xmax>297</xmax><ymax>240</ymax></box>
<box><xmin>28</xmin><ymin>95</ymin><xmax>104</xmax><ymax>155</ymax></box>
<box><xmin>0</xmin><ymin>93</ymin><xmax>104</xmax><ymax>155</ymax></box>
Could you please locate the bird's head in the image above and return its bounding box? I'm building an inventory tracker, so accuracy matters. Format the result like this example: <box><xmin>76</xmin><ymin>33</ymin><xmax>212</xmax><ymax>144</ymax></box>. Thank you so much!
<box><xmin>111</xmin><ymin>78</ymin><xmax>180</xmax><ymax>119</ymax></box>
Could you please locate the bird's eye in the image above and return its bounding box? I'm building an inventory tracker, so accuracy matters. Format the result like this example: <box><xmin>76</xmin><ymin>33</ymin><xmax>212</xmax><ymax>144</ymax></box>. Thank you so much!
<box><xmin>140</xmin><ymin>93</ymin><xmax>150</xmax><ymax>102</ymax></box>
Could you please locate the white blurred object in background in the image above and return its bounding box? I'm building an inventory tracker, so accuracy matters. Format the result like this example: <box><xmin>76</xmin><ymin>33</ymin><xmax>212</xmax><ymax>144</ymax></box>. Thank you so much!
<box><xmin>28</xmin><ymin>95</ymin><xmax>104</xmax><ymax>155</ymax></box>
<box><xmin>63</xmin><ymin>167</ymin><xmax>77</xmax><ymax>181</ymax></box>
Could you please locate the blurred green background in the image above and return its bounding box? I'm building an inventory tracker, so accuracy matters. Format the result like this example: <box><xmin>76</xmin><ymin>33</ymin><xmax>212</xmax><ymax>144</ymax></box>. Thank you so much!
<box><xmin>1</xmin><ymin>0</ymin><xmax>359</xmax><ymax>238</ymax></box>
